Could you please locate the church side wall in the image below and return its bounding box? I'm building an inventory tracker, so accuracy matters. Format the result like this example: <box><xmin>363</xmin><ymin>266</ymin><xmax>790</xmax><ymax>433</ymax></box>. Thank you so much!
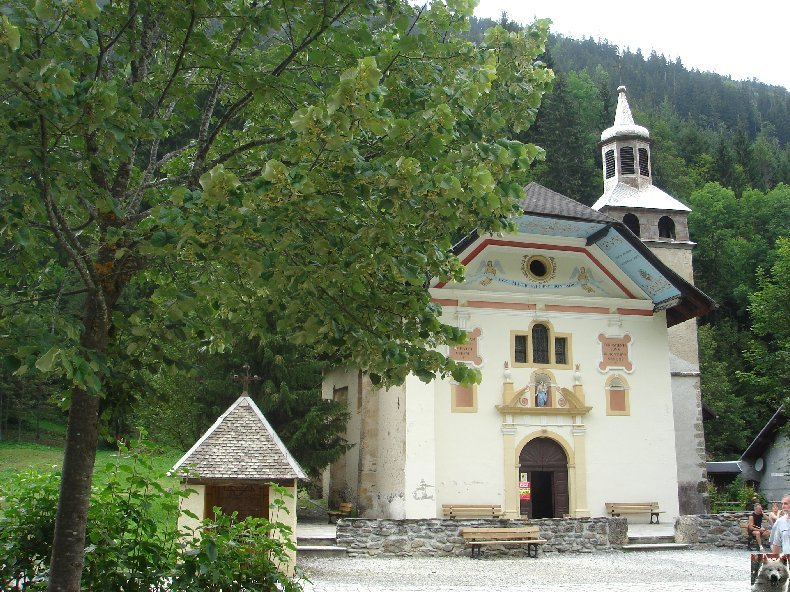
<box><xmin>370</xmin><ymin>383</ymin><xmax>407</xmax><ymax>518</ymax></box>
<box><xmin>403</xmin><ymin>374</ymin><xmax>438</xmax><ymax>518</ymax></box>
<box><xmin>322</xmin><ymin>368</ymin><xmax>362</xmax><ymax>509</ymax></box>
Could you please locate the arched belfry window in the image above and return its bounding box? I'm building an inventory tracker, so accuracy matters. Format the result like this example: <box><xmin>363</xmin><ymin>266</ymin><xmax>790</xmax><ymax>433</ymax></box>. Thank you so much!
<box><xmin>532</xmin><ymin>323</ymin><xmax>549</xmax><ymax>364</ymax></box>
<box><xmin>619</xmin><ymin>146</ymin><xmax>635</xmax><ymax>175</ymax></box>
<box><xmin>638</xmin><ymin>148</ymin><xmax>650</xmax><ymax>177</ymax></box>
<box><xmin>623</xmin><ymin>213</ymin><xmax>640</xmax><ymax>237</ymax></box>
<box><xmin>604</xmin><ymin>150</ymin><xmax>615</xmax><ymax>179</ymax></box>
<box><xmin>658</xmin><ymin>216</ymin><xmax>676</xmax><ymax>239</ymax></box>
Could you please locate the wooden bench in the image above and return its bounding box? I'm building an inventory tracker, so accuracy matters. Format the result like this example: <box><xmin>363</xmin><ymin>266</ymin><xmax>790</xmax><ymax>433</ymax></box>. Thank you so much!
<box><xmin>461</xmin><ymin>526</ymin><xmax>547</xmax><ymax>558</ymax></box>
<box><xmin>605</xmin><ymin>502</ymin><xmax>664</xmax><ymax>523</ymax></box>
<box><xmin>442</xmin><ymin>504</ymin><xmax>503</xmax><ymax>519</ymax></box>
<box><xmin>327</xmin><ymin>502</ymin><xmax>352</xmax><ymax>524</ymax></box>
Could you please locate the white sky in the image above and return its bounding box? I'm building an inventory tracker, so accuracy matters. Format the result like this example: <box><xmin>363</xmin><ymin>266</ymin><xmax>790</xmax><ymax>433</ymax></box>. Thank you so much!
<box><xmin>473</xmin><ymin>1</ymin><xmax>790</xmax><ymax>90</ymax></box>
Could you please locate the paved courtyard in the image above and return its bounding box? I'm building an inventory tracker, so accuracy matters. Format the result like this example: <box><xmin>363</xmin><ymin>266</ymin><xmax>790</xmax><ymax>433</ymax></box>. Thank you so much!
<box><xmin>297</xmin><ymin>549</ymin><xmax>749</xmax><ymax>592</ymax></box>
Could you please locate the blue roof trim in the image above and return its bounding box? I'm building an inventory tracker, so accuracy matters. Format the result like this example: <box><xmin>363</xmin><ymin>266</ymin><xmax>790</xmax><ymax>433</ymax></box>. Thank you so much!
<box><xmin>594</xmin><ymin>228</ymin><xmax>681</xmax><ymax>305</ymax></box>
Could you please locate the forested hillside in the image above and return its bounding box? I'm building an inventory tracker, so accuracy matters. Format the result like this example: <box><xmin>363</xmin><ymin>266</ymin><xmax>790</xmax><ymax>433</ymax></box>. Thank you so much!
<box><xmin>471</xmin><ymin>16</ymin><xmax>790</xmax><ymax>459</ymax></box>
<box><xmin>1</xmin><ymin>14</ymin><xmax>786</xmax><ymax>467</ymax></box>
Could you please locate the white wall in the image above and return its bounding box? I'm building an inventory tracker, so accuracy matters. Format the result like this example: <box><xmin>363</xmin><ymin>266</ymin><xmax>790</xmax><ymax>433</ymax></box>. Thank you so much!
<box><xmin>432</xmin><ymin>304</ymin><xmax>680</xmax><ymax>522</ymax></box>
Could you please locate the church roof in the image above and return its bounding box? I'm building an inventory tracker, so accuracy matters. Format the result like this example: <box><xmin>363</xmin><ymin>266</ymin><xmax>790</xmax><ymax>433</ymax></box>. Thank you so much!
<box><xmin>520</xmin><ymin>182</ymin><xmax>615</xmax><ymax>223</ymax></box>
<box><xmin>601</xmin><ymin>86</ymin><xmax>650</xmax><ymax>142</ymax></box>
<box><xmin>171</xmin><ymin>396</ymin><xmax>307</xmax><ymax>481</ymax></box>
<box><xmin>591</xmin><ymin>182</ymin><xmax>691</xmax><ymax>213</ymax></box>
<box><xmin>449</xmin><ymin>182</ymin><xmax>715</xmax><ymax>327</ymax></box>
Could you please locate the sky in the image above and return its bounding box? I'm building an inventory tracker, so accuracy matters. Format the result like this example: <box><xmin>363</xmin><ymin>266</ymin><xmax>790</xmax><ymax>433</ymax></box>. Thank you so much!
<box><xmin>473</xmin><ymin>1</ymin><xmax>790</xmax><ymax>90</ymax></box>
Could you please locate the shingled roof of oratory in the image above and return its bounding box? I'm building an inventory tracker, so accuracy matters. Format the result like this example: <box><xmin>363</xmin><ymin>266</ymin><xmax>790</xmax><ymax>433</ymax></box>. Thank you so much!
<box><xmin>171</xmin><ymin>396</ymin><xmax>306</xmax><ymax>481</ymax></box>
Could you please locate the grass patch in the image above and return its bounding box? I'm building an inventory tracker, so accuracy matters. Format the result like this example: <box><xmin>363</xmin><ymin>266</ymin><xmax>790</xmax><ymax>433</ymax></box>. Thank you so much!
<box><xmin>0</xmin><ymin>441</ymin><xmax>183</xmax><ymax>490</ymax></box>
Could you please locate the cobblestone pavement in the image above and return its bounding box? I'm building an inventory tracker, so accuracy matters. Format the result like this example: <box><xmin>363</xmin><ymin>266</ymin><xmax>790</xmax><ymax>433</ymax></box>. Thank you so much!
<box><xmin>297</xmin><ymin>549</ymin><xmax>748</xmax><ymax>591</ymax></box>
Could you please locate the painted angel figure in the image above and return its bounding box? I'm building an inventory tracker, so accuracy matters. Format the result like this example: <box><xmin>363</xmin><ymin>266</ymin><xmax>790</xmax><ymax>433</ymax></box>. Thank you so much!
<box><xmin>571</xmin><ymin>265</ymin><xmax>607</xmax><ymax>295</ymax></box>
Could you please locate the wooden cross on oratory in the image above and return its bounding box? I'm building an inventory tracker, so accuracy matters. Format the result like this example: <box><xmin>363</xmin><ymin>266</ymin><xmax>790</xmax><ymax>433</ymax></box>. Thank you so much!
<box><xmin>233</xmin><ymin>363</ymin><xmax>261</xmax><ymax>395</ymax></box>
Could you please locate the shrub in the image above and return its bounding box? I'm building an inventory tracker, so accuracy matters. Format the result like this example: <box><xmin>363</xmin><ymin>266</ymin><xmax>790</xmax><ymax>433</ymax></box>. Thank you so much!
<box><xmin>0</xmin><ymin>442</ymin><xmax>302</xmax><ymax>591</ymax></box>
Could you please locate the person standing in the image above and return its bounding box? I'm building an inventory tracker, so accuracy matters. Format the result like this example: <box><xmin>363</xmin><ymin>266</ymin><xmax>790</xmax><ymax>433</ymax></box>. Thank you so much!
<box><xmin>749</xmin><ymin>503</ymin><xmax>769</xmax><ymax>551</ymax></box>
<box><xmin>768</xmin><ymin>501</ymin><xmax>783</xmax><ymax>528</ymax></box>
<box><xmin>770</xmin><ymin>495</ymin><xmax>790</xmax><ymax>555</ymax></box>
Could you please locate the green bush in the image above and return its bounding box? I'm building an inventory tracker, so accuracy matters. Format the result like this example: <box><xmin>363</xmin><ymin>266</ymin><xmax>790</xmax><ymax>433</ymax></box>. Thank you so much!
<box><xmin>0</xmin><ymin>442</ymin><xmax>302</xmax><ymax>591</ymax></box>
<box><xmin>707</xmin><ymin>476</ymin><xmax>766</xmax><ymax>513</ymax></box>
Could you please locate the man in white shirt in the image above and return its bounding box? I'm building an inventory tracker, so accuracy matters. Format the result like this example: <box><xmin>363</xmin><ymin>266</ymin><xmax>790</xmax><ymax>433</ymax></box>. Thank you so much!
<box><xmin>770</xmin><ymin>495</ymin><xmax>790</xmax><ymax>554</ymax></box>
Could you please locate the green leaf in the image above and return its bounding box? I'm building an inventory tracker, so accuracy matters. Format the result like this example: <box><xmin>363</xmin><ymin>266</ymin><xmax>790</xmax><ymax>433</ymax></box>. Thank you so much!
<box><xmin>35</xmin><ymin>347</ymin><xmax>60</xmax><ymax>372</ymax></box>
<box><xmin>205</xmin><ymin>539</ymin><xmax>218</xmax><ymax>562</ymax></box>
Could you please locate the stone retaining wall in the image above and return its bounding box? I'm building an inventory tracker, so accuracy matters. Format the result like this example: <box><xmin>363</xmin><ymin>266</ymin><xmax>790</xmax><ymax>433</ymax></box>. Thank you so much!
<box><xmin>336</xmin><ymin>517</ymin><xmax>628</xmax><ymax>557</ymax></box>
<box><xmin>674</xmin><ymin>512</ymin><xmax>751</xmax><ymax>548</ymax></box>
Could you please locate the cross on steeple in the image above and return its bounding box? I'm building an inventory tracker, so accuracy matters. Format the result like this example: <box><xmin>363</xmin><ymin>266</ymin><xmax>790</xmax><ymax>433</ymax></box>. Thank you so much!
<box><xmin>233</xmin><ymin>363</ymin><xmax>261</xmax><ymax>395</ymax></box>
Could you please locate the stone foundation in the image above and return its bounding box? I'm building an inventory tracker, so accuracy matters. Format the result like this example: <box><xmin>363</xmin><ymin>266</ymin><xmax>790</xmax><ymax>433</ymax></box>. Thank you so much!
<box><xmin>674</xmin><ymin>513</ymin><xmax>750</xmax><ymax>548</ymax></box>
<box><xmin>336</xmin><ymin>517</ymin><xmax>628</xmax><ymax>557</ymax></box>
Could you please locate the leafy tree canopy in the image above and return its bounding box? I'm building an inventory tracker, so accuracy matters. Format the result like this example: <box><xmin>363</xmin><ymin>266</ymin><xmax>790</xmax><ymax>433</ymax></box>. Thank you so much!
<box><xmin>0</xmin><ymin>0</ymin><xmax>552</xmax><ymax>587</ymax></box>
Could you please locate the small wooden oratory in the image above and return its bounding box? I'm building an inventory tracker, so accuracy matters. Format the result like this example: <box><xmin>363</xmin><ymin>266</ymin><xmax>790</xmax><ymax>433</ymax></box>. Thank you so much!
<box><xmin>172</xmin><ymin>394</ymin><xmax>306</xmax><ymax>573</ymax></box>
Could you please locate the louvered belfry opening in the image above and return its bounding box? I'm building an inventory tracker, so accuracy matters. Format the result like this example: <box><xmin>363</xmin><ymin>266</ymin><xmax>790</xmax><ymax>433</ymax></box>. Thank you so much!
<box><xmin>604</xmin><ymin>149</ymin><xmax>615</xmax><ymax>179</ymax></box>
<box><xmin>619</xmin><ymin>146</ymin><xmax>635</xmax><ymax>174</ymax></box>
<box><xmin>638</xmin><ymin>147</ymin><xmax>650</xmax><ymax>176</ymax></box>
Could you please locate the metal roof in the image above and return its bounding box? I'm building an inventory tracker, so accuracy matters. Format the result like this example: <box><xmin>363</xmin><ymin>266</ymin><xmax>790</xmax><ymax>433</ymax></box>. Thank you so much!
<box><xmin>741</xmin><ymin>406</ymin><xmax>786</xmax><ymax>461</ymax></box>
<box><xmin>601</xmin><ymin>86</ymin><xmax>650</xmax><ymax>142</ymax></box>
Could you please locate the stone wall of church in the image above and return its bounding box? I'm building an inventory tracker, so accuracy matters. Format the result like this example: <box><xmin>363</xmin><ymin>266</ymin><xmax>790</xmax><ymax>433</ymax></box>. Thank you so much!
<box><xmin>336</xmin><ymin>516</ymin><xmax>628</xmax><ymax>557</ymax></box>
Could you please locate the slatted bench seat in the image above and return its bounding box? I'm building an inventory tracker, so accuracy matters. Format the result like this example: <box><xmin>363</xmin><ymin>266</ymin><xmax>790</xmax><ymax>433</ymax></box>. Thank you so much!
<box><xmin>327</xmin><ymin>502</ymin><xmax>353</xmax><ymax>524</ymax></box>
<box><xmin>605</xmin><ymin>502</ymin><xmax>664</xmax><ymax>523</ymax></box>
<box><xmin>442</xmin><ymin>504</ymin><xmax>503</xmax><ymax>519</ymax></box>
<box><xmin>461</xmin><ymin>526</ymin><xmax>547</xmax><ymax>558</ymax></box>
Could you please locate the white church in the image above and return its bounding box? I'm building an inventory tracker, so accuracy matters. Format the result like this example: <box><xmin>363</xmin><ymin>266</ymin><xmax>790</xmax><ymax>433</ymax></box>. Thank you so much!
<box><xmin>322</xmin><ymin>87</ymin><xmax>714</xmax><ymax>522</ymax></box>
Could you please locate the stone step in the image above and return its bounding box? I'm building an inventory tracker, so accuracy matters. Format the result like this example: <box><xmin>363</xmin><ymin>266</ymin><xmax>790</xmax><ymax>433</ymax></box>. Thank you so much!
<box><xmin>297</xmin><ymin>545</ymin><xmax>348</xmax><ymax>558</ymax></box>
<box><xmin>622</xmin><ymin>543</ymin><xmax>691</xmax><ymax>551</ymax></box>
<box><xmin>627</xmin><ymin>535</ymin><xmax>676</xmax><ymax>545</ymax></box>
<box><xmin>298</xmin><ymin>535</ymin><xmax>338</xmax><ymax>547</ymax></box>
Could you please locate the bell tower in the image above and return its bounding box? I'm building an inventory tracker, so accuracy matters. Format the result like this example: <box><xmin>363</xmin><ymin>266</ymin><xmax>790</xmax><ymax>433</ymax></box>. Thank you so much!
<box><xmin>593</xmin><ymin>86</ymin><xmax>708</xmax><ymax>514</ymax></box>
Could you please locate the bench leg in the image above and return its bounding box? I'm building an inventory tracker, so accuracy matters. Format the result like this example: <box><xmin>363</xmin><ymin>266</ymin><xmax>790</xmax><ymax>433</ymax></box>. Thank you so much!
<box><xmin>470</xmin><ymin>545</ymin><xmax>482</xmax><ymax>559</ymax></box>
<box><xmin>528</xmin><ymin>543</ymin><xmax>538</xmax><ymax>558</ymax></box>
<box><xmin>650</xmin><ymin>513</ymin><xmax>659</xmax><ymax>524</ymax></box>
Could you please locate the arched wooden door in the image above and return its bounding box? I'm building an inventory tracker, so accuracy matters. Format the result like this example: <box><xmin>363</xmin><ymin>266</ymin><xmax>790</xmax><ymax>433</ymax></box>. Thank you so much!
<box><xmin>518</xmin><ymin>438</ymin><xmax>569</xmax><ymax>518</ymax></box>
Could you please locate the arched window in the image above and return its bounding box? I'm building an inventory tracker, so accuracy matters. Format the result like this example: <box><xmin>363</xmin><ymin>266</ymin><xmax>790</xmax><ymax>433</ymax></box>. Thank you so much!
<box><xmin>619</xmin><ymin>146</ymin><xmax>635</xmax><ymax>174</ymax></box>
<box><xmin>623</xmin><ymin>213</ymin><xmax>640</xmax><ymax>237</ymax></box>
<box><xmin>532</xmin><ymin>324</ymin><xmax>549</xmax><ymax>364</ymax></box>
<box><xmin>658</xmin><ymin>216</ymin><xmax>676</xmax><ymax>239</ymax></box>
<box><xmin>604</xmin><ymin>150</ymin><xmax>615</xmax><ymax>179</ymax></box>
<box><xmin>638</xmin><ymin>148</ymin><xmax>650</xmax><ymax>177</ymax></box>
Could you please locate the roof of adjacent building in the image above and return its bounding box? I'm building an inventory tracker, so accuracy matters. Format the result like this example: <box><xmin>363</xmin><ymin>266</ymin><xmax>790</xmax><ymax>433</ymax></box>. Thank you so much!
<box><xmin>705</xmin><ymin>461</ymin><xmax>742</xmax><ymax>475</ymax></box>
<box><xmin>741</xmin><ymin>406</ymin><xmax>786</xmax><ymax>461</ymax></box>
<box><xmin>171</xmin><ymin>395</ymin><xmax>307</xmax><ymax>481</ymax></box>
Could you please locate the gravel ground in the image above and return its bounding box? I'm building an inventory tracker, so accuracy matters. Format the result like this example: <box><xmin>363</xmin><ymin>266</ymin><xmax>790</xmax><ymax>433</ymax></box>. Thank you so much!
<box><xmin>297</xmin><ymin>549</ymin><xmax>749</xmax><ymax>591</ymax></box>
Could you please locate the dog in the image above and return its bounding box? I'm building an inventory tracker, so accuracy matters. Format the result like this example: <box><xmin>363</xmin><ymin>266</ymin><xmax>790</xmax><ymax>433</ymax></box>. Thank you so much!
<box><xmin>753</xmin><ymin>557</ymin><xmax>790</xmax><ymax>591</ymax></box>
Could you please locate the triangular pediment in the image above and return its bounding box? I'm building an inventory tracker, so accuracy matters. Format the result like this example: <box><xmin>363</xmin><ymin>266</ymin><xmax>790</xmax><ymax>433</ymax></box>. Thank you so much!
<box><xmin>440</xmin><ymin>237</ymin><xmax>641</xmax><ymax>300</ymax></box>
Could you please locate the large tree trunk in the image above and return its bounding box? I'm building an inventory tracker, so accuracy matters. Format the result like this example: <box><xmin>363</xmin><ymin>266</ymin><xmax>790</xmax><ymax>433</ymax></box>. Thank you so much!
<box><xmin>47</xmin><ymin>292</ymin><xmax>110</xmax><ymax>592</ymax></box>
<box><xmin>46</xmin><ymin>387</ymin><xmax>101</xmax><ymax>591</ymax></box>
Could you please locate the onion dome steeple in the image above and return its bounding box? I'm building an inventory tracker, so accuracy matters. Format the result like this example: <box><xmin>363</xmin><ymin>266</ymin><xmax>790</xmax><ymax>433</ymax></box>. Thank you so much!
<box><xmin>592</xmin><ymin>86</ymin><xmax>690</xmax><ymax>241</ymax></box>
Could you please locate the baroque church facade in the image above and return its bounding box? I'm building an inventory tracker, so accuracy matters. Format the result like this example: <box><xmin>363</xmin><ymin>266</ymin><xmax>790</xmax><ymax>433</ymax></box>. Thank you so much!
<box><xmin>321</xmin><ymin>88</ymin><xmax>713</xmax><ymax>521</ymax></box>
